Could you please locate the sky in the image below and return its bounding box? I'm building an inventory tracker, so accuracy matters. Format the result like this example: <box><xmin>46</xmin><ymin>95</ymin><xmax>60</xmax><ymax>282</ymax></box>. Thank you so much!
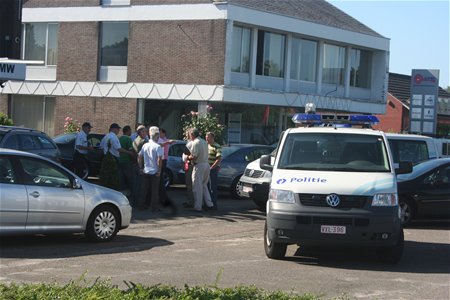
<box><xmin>329</xmin><ymin>0</ymin><xmax>450</xmax><ymax>88</ymax></box>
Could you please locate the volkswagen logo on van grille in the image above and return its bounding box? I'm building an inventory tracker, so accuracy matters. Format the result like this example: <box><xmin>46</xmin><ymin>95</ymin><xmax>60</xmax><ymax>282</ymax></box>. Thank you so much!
<box><xmin>326</xmin><ymin>194</ymin><xmax>340</xmax><ymax>207</ymax></box>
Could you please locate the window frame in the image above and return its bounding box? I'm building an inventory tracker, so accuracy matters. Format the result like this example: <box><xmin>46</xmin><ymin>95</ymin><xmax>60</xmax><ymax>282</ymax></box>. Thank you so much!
<box><xmin>231</xmin><ymin>25</ymin><xmax>251</xmax><ymax>73</ymax></box>
<box><xmin>22</xmin><ymin>22</ymin><xmax>59</xmax><ymax>66</ymax></box>
<box><xmin>256</xmin><ymin>30</ymin><xmax>286</xmax><ymax>78</ymax></box>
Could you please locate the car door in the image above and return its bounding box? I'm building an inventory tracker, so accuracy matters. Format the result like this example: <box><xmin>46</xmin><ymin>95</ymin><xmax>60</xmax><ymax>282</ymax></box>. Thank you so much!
<box><xmin>35</xmin><ymin>135</ymin><xmax>60</xmax><ymax>162</ymax></box>
<box><xmin>17</xmin><ymin>156</ymin><xmax>86</xmax><ymax>231</ymax></box>
<box><xmin>415</xmin><ymin>163</ymin><xmax>450</xmax><ymax>216</ymax></box>
<box><xmin>0</xmin><ymin>156</ymin><xmax>28</xmax><ymax>233</ymax></box>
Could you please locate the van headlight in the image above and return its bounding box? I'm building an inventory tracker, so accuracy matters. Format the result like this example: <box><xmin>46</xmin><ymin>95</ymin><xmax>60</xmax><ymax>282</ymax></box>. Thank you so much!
<box><xmin>269</xmin><ymin>189</ymin><xmax>295</xmax><ymax>204</ymax></box>
<box><xmin>262</xmin><ymin>171</ymin><xmax>272</xmax><ymax>178</ymax></box>
<box><xmin>372</xmin><ymin>194</ymin><xmax>398</xmax><ymax>206</ymax></box>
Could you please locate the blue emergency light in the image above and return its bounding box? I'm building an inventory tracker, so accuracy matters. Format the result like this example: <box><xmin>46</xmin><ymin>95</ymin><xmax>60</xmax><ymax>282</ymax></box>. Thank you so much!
<box><xmin>292</xmin><ymin>113</ymin><xmax>379</xmax><ymax>126</ymax></box>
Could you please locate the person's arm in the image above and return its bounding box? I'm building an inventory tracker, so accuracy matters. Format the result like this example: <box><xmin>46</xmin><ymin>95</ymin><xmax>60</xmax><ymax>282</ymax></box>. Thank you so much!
<box><xmin>138</xmin><ymin>152</ymin><xmax>144</xmax><ymax>173</ymax></box>
<box><xmin>211</xmin><ymin>155</ymin><xmax>222</xmax><ymax>169</ymax></box>
<box><xmin>156</xmin><ymin>156</ymin><xmax>162</xmax><ymax>177</ymax></box>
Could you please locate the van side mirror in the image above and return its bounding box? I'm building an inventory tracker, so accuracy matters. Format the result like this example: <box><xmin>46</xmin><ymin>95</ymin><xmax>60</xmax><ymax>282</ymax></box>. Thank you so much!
<box><xmin>260</xmin><ymin>154</ymin><xmax>273</xmax><ymax>171</ymax></box>
<box><xmin>395</xmin><ymin>161</ymin><xmax>413</xmax><ymax>175</ymax></box>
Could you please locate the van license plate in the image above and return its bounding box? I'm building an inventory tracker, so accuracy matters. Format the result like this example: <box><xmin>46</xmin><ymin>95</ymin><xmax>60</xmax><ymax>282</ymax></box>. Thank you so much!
<box><xmin>320</xmin><ymin>225</ymin><xmax>346</xmax><ymax>234</ymax></box>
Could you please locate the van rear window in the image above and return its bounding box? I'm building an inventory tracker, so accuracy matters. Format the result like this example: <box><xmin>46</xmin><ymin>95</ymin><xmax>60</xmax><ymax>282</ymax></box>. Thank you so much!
<box><xmin>388</xmin><ymin>140</ymin><xmax>429</xmax><ymax>164</ymax></box>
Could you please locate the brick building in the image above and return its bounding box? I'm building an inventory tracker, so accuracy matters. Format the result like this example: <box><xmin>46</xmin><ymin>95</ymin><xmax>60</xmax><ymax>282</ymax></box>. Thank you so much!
<box><xmin>0</xmin><ymin>0</ymin><xmax>390</xmax><ymax>141</ymax></box>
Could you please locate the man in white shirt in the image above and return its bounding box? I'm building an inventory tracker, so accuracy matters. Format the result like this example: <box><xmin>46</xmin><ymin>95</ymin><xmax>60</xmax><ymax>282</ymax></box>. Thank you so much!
<box><xmin>138</xmin><ymin>126</ymin><xmax>164</xmax><ymax>211</ymax></box>
<box><xmin>73</xmin><ymin>122</ymin><xmax>94</xmax><ymax>178</ymax></box>
<box><xmin>187</xmin><ymin>128</ymin><xmax>214</xmax><ymax>212</ymax></box>
<box><xmin>100</xmin><ymin>123</ymin><xmax>134</xmax><ymax>158</ymax></box>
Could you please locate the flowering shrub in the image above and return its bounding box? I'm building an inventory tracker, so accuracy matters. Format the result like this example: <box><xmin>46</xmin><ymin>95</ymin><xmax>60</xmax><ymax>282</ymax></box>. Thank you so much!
<box><xmin>181</xmin><ymin>105</ymin><xmax>225</xmax><ymax>143</ymax></box>
<box><xmin>0</xmin><ymin>112</ymin><xmax>13</xmax><ymax>125</ymax></box>
<box><xmin>64</xmin><ymin>117</ymin><xmax>80</xmax><ymax>133</ymax></box>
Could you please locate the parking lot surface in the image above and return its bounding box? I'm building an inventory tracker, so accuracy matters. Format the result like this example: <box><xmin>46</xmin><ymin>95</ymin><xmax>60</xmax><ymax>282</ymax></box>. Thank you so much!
<box><xmin>1</xmin><ymin>187</ymin><xmax>449</xmax><ymax>299</ymax></box>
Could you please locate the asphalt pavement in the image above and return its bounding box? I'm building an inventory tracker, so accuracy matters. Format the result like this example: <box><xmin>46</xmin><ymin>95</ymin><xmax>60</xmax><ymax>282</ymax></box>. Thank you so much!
<box><xmin>1</xmin><ymin>186</ymin><xmax>449</xmax><ymax>299</ymax></box>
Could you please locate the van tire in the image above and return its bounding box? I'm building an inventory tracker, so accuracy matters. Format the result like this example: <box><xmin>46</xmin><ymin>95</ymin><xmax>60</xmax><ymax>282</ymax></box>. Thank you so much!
<box><xmin>376</xmin><ymin>229</ymin><xmax>404</xmax><ymax>264</ymax></box>
<box><xmin>264</xmin><ymin>222</ymin><xmax>287</xmax><ymax>259</ymax></box>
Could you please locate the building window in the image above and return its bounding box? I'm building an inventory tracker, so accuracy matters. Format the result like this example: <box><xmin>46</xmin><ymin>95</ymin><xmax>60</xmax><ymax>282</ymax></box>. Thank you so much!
<box><xmin>23</xmin><ymin>23</ymin><xmax>58</xmax><ymax>66</ymax></box>
<box><xmin>231</xmin><ymin>26</ymin><xmax>251</xmax><ymax>73</ymax></box>
<box><xmin>100</xmin><ymin>22</ymin><xmax>129</xmax><ymax>67</ymax></box>
<box><xmin>11</xmin><ymin>95</ymin><xmax>55</xmax><ymax>137</ymax></box>
<box><xmin>290</xmin><ymin>38</ymin><xmax>317</xmax><ymax>82</ymax></box>
<box><xmin>322</xmin><ymin>43</ymin><xmax>345</xmax><ymax>85</ymax></box>
<box><xmin>256</xmin><ymin>30</ymin><xmax>285</xmax><ymax>78</ymax></box>
<box><xmin>350</xmin><ymin>48</ymin><xmax>371</xmax><ymax>88</ymax></box>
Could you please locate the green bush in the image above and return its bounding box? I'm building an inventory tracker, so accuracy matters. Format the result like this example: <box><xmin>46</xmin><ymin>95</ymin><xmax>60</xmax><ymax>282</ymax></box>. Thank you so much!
<box><xmin>0</xmin><ymin>112</ymin><xmax>13</xmax><ymax>125</ymax></box>
<box><xmin>0</xmin><ymin>279</ymin><xmax>327</xmax><ymax>300</ymax></box>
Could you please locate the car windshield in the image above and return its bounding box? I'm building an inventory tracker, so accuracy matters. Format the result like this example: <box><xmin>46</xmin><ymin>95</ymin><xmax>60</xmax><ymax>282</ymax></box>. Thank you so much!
<box><xmin>221</xmin><ymin>146</ymin><xmax>241</xmax><ymax>159</ymax></box>
<box><xmin>278</xmin><ymin>133</ymin><xmax>390</xmax><ymax>172</ymax></box>
<box><xmin>53</xmin><ymin>133</ymin><xmax>76</xmax><ymax>144</ymax></box>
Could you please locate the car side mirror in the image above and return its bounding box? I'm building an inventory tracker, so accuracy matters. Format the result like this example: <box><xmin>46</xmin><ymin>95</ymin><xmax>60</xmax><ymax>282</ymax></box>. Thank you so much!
<box><xmin>73</xmin><ymin>178</ymin><xmax>82</xmax><ymax>189</ymax></box>
<box><xmin>395</xmin><ymin>161</ymin><xmax>413</xmax><ymax>175</ymax></box>
<box><xmin>260</xmin><ymin>154</ymin><xmax>273</xmax><ymax>171</ymax></box>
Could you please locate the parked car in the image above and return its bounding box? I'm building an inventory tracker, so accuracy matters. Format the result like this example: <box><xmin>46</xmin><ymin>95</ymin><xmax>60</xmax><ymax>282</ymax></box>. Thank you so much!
<box><xmin>0</xmin><ymin>148</ymin><xmax>132</xmax><ymax>242</ymax></box>
<box><xmin>239</xmin><ymin>150</ymin><xmax>275</xmax><ymax>211</ymax></box>
<box><xmin>164</xmin><ymin>140</ymin><xmax>189</xmax><ymax>187</ymax></box>
<box><xmin>397</xmin><ymin>158</ymin><xmax>450</xmax><ymax>226</ymax></box>
<box><xmin>0</xmin><ymin>125</ymin><xmax>61</xmax><ymax>163</ymax></box>
<box><xmin>53</xmin><ymin>132</ymin><xmax>105</xmax><ymax>179</ymax></box>
<box><xmin>218</xmin><ymin>144</ymin><xmax>275</xmax><ymax>199</ymax></box>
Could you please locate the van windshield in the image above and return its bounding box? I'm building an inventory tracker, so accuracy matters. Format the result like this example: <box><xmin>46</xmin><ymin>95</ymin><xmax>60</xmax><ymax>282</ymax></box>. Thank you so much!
<box><xmin>278</xmin><ymin>133</ymin><xmax>391</xmax><ymax>172</ymax></box>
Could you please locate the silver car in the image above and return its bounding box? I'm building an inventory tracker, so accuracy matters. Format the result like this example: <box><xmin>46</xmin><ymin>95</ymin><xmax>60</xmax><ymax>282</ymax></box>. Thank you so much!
<box><xmin>0</xmin><ymin>148</ymin><xmax>131</xmax><ymax>242</ymax></box>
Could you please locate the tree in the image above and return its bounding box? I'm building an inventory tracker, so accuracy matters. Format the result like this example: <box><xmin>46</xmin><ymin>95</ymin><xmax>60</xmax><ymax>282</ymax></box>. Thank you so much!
<box><xmin>181</xmin><ymin>106</ymin><xmax>226</xmax><ymax>143</ymax></box>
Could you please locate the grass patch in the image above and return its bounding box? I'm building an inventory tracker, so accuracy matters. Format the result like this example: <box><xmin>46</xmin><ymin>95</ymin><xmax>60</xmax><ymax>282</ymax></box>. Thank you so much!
<box><xmin>0</xmin><ymin>277</ymin><xmax>338</xmax><ymax>300</ymax></box>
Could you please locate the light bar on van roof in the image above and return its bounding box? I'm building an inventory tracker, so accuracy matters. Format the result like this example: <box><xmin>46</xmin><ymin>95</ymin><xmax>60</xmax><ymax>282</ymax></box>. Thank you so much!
<box><xmin>292</xmin><ymin>113</ymin><xmax>379</xmax><ymax>126</ymax></box>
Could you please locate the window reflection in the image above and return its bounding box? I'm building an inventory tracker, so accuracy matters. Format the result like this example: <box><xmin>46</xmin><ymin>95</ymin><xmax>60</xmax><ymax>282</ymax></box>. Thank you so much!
<box><xmin>100</xmin><ymin>22</ymin><xmax>129</xmax><ymax>66</ymax></box>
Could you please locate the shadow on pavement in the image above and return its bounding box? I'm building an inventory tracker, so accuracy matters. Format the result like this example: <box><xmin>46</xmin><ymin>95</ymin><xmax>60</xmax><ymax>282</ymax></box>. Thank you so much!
<box><xmin>0</xmin><ymin>234</ymin><xmax>172</xmax><ymax>259</ymax></box>
<box><xmin>285</xmin><ymin>240</ymin><xmax>450</xmax><ymax>274</ymax></box>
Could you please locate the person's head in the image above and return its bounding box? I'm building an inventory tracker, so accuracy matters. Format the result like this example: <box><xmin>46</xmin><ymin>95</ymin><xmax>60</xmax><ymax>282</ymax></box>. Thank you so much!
<box><xmin>189</xmin><ymin>128</ymin><xmax>200</xmax><ymax>140</ymax></box>
<box><xmin>122</xmin><ymin>125</ymin><xmax>132</xmax><ymax>136</ymax></box>
<box><xmin>136</xmin><ymin>125</ymin><xmax>147</xmax><ymax>138</ymax></box>
<box><xmin>109</xmin><ymin>123</ymin><xmax>121</xmax><ymax>135</ymax></box>
<box><xmin>135</xmin><ymin>122</ymin><xmax>142</xmax><ymax>131</ymax></box>
<box><xmin>206</xmin><ymin>132</ymin><xmax>215</xmax><ymax>144</ymax></box>
<box><xmin>149</xmin><ymin>126</ymin><xmax>160</xmax><ymax>142</ymax></box>
<box><xmin>81</xmin><ymin>122</ymin><xmax>93</xmax><ymax>134</ymax></box>
<box><xmin>159</xmin><ymin>128</ymin><xmax>166</xmax><ymax>138</ymax></box>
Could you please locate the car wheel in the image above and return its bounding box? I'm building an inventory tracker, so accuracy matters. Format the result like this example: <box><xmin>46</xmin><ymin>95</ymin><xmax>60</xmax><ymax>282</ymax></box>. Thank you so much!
<box><xmin>163</xmin><ymin>169</ymin><xmax>172</xmax><ymax>188</ymax></box>
<box><xmin>264</xmin><ymin>222</ymin><xmax>287</xmax><ymax>259</ymax></box>
<box><xmin>230</xmin><ymin>176</ymin><xmax>245</xmax><ymax>199</ymax></box>
<box><xmin>85</xmin><ymin>206</ymin><xmax>119</xmax><ymax>242</ymax></box>
<box><xmin>376</xmin><ymin>229</ymin><xmax>404</xmax><ymax>264</ymax></box>
<box><xmin>399</xmin><ymin>198</ymin><xmax>415</xmax><ymax>227</ymax></box>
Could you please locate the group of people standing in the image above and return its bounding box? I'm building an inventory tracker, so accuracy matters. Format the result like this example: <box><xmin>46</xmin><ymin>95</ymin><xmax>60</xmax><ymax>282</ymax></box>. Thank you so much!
<box><xmin>73</xmin><ymin>122</ymin><xmax>222</xmax><ymax>215</ymax></box>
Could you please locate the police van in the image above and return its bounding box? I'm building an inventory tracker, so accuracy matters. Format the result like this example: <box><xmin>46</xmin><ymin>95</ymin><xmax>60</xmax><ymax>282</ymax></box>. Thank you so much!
<box><xmin>260</xmin><ymin>113</ymin><xmax>412</xmax><ymax>263</ymax></box>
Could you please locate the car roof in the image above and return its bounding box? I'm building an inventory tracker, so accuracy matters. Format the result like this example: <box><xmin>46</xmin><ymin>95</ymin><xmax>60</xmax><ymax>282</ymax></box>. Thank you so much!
<box><xmin>0</xmin><ymin>147</ymin><xmax>41</xmax><ymax>157</ymax></box>
<box><xmin>0</xmin><ymin>125</ymin><xmax>44</xmax><ymax>134</ymax></box>
<box><xmin>385</xmin><ymin>133</ymin><xmax>433</xmax><ymax>140</ymax></box>
<box><xmin>286</xmin><ymin>126</ymin><xmax>385</xmax><ymax>136</ymax></box>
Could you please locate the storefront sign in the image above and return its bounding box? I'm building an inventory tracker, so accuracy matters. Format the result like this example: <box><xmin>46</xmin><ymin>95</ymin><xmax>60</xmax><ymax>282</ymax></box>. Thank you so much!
<box><xmin>409</xmin><ymin>69</ymin><xmax>439</xmax><ymax>134</ymax></box>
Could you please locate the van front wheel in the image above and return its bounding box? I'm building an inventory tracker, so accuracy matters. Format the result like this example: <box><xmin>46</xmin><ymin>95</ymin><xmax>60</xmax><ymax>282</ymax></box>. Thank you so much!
<box><xmin>264</xmin><ymin>222</ymin><xmax>287</xmax><ymax>259</ymax></box>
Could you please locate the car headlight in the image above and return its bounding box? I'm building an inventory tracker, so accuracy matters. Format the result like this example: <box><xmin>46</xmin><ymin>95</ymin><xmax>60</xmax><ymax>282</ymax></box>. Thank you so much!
<box><xmin>262</xmin><ymin>171</ymin><xmax>272</xmax><ymax>178</ymax></box>
<box><xmin>372</xmin><ymin>193</ymin><xmax>398</xmax><ymax>206</ymax></box>
<box><xmin>269</xmin><ymin>189</ymin><xmax>296</xmax><ymax>203</ymax></box>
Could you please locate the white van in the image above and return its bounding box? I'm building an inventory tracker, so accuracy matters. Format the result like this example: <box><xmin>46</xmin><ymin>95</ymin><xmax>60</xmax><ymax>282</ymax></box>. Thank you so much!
<box><xmin>386</xmin><ymin>133</ymin><xmax>439</xmax><ymax>165</ymax></box>
<box><xmin>433</xmin><ymin>138</ymin><xmax>450</xmax><ymax>158</ymax></box>
<box><xmin>260</xmin><ymin>114</ymin><xmax>412</xmax><ymax>263</ymax></box>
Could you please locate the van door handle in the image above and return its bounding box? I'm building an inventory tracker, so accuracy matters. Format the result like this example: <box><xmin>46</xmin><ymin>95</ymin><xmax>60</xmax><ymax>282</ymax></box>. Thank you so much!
<box><xmin>29</xmin><ymin>191</ymin><xmax>40</xmax><ymax>198</ymax></box>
